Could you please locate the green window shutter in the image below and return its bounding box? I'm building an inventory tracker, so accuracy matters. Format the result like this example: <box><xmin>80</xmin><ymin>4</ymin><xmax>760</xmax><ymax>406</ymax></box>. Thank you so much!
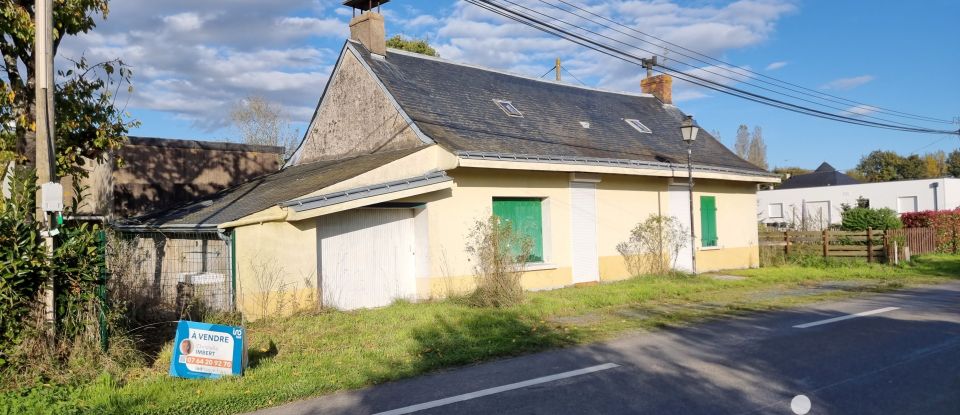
<box><xmin>700</xmin><ymin>196</ymin><xmax>718</xmax><ymax>247</ymax></box>
<box><xmin>492</xmin><ymin>198</ymin><xmax>544</xmax><ymax>262</ymax></box>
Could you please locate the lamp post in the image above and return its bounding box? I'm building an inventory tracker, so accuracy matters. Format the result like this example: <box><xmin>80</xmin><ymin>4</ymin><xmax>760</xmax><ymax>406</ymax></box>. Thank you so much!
<box><xmin>680</xmin><ymin>115</ymin><xmax>700</xmax><ymax>274</ymax></box>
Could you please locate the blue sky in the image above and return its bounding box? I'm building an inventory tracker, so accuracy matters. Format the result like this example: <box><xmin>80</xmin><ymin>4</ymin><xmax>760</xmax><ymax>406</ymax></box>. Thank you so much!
<box><xmin>59</xmin><ymin>0</ymin><xmax>959</xmax><ymax>171</ymax></box>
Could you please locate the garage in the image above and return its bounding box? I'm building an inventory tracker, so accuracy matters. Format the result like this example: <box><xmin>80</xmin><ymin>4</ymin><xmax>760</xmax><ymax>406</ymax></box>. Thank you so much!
<box><xmin>317</xmin><ymin>208</ymin><xmax>418</xmax><ymax>310</ymax></box>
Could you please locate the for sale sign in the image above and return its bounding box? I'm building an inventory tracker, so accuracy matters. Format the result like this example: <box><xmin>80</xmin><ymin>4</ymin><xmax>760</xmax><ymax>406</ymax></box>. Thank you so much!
<box><xmin>169</xmin><ymin>320</ymin><xmax>246</xmax><ymax>379</ymax></box>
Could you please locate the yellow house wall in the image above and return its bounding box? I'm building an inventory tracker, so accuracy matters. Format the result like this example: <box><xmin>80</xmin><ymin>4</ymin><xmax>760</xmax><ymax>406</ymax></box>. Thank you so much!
<box><xmin>691</xmin><ymin>179</ymin><xmax>761</xmax><ymax>271</ymax></box>
<box><xmin>233</xmin><ymin>219</ymin><xmax>318</xmax><ymax>321</ymax></box>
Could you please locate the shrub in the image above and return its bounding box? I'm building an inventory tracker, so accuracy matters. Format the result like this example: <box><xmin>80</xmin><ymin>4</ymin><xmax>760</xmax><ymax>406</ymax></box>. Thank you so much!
<box><xmin>464</xmin><ymin>215</ymin><xmax>532</xmax><ymax>308</ymax></box>
<box><xmin>840</xmin><ymin>207</ymin><xmax>902</xmax><ymax>231</ymax></box>
<box><xmin>900</xmin><ymin>209</ymin><xmax>960</xmax><ymax>253</ymax></box>
<box><xmin>616</xmin><ymin>215</ymin><xmax>688</xmax><ymax>276</ymax></box>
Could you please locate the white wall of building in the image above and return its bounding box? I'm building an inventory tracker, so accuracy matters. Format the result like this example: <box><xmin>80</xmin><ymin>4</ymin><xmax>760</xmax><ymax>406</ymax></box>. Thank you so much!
<box><xmin>758</xmin><ymin>178</ymin><xmax>960</xmax><ymax>228</ymax></box>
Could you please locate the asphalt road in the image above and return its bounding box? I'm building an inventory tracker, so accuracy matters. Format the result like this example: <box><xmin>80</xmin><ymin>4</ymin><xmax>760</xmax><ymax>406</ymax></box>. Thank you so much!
<box><xmin>250</xmin><ymin>283</ymin><xmax>960</xmax><ymax>415</ymax></box>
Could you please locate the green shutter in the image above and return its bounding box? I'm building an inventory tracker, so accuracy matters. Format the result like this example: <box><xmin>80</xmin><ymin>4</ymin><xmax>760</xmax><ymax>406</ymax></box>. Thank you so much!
<box><xmin>492</xmin><ymin>198</ymin><xmax>544</xmax><ymax>262</ymax></box>
<box><xmin>700</xmin><ymin>196</ymin><xmax>718</xmax><ymax>247</ymax></box>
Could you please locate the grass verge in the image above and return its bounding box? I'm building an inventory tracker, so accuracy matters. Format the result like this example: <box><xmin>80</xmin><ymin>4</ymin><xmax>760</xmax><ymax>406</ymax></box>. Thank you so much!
<box><xmin>3</xmin><ymin>255</ymin><xmax>958</xmax><ymax>415</ymax></box>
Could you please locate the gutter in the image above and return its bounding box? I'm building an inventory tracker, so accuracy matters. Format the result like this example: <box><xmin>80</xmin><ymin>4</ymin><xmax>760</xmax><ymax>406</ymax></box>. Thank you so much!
<box><xmin>217</xmin><ymin>210</ymin><xmax>288</xmax><ymax>230</ymax></box>
<box><xmin>456</xmin><ymin>151</ymin><xmax>779</xmax><ymax>180</ymax></box>
<box><xmin>279</xmin><ymin>171</ymin><xmax>452</xmax><ymax>213</ymax></box>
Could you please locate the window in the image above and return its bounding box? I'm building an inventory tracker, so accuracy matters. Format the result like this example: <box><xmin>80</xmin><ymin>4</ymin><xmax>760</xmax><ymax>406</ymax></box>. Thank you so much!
<box><xmin>897</xmin><ymin>196</ymin><xmax>918</xmax><ymax>213</ymax></box>
<box><xmin>492</xmin><ymin>198</ymin><xmax>544</xmax><ymax>262</ymax></box>
<box><xmin>700</xmin><ymin>196</ymin><xmax>718</xmax><ymax>247</ymax></box>
<box><xmin>493</xmin><ymin>99</ymin><xmax>523</xmax><ymax>117</ymax></box>
<box><xmin>768</xmin><ymin>203</ymin><xmax>783</xmax><ymax>218</ymax></box>
<box><xmin>624</xmin><ymin>118</ymin><xmax>652</xmax><ymax>134</ymax></box>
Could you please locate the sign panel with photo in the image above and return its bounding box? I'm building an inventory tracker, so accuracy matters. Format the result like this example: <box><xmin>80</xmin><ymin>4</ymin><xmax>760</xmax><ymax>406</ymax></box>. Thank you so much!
<box><xmin>169</xmin><ymin>320</ymin><xmax>246</xmax><ymax>379</ymax></box>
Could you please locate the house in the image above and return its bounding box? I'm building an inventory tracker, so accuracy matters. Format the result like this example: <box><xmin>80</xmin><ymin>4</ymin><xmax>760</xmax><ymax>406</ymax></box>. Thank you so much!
<box><xmin>128</xmin><ymin>4</ymin><xmax>778</xmax><ymax>319</ymax></box>
<box><xmin>759</xmin><ymin>170</ymin><xmax>960</xmax><ymax>229</ymax></box>
<box><xmin>777</xmin><ymin>162</ymin><xmax>860</xmax><ymax>189</ymax></box>
<box><xmin>67</xmin><ymin>136</ymin><xmax>284</xmax><ymax>219</ymax></box>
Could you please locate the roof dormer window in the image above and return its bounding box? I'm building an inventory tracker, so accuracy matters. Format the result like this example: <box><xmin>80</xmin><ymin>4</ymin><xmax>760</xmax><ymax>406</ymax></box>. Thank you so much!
<box><xmin>494</xmin><ymin>99</ymin><xmax>523</xmax><ymax>117</ymax></box>
<box><xmin>625</xmin><ymin>119</ymin><xmax>652</xmax><ymax>134</ymax></box>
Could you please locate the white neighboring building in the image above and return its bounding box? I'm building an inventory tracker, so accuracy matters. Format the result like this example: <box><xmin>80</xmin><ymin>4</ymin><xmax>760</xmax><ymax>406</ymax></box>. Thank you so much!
<box><xmin>758</xmin><ymin>164</ymin><xmax>960</xmax><ymax>229</ymax></box>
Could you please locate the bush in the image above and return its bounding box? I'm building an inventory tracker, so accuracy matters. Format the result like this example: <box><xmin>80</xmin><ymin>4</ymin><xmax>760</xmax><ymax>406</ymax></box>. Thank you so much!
<box><xmin>616</xmin><ymin>215</ymin><xmax>688</xmax><ymax>276</ymax></box>
<box><xmin>901</xmin><ymin>209</ymin><xmax>960</xmax><ymax>253</ymax></box>
<box><xmin>464</xmin><ymin>215</ymin><xmax>532</xmax><ymax>308</ymax></box>
<box><xmin>840</xmin><ymin>207</ymin><xmax>901</xmax><ymax>231</ymax></box>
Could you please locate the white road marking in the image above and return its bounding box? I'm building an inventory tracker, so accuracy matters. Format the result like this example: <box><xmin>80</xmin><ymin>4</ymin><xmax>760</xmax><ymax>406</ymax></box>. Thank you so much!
<box><xmin>372</xmin><ymin>363</ymin><xmax>620</xmax><ymax>415</ymax></box>
<box><xmin>793</xmin><ymin>307</ymin><xmax>900</xmax><ymax>329</ymax></box>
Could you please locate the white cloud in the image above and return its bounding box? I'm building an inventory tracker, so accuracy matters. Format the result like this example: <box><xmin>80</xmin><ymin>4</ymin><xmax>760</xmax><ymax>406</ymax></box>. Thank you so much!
<box><xmin>405</xmin><ymin>15</ymin><xmax>440</xmax><ymax>27</ymax></box>
<box><xmin>765</xmin><ymin>61</ymin><xmax>787</xmax><ymax>70</ymax></box>
<box><xmin>844</xmin><ymin>105</ymin><xmax>879</xmax><ymax>117</ymax></box>
<box><xmin>431</xmin><ymin>0</ymin><xmax>796</xmax><ymax>96</ymax></box>
<box><xmin>820</xmin><ymin>75</ymin><xmax>875</xmax><ymax>90</ymax></box>
<box><xmin>57</xmin><ymin>0</ymin><xmax>346</xmax><ymax>132</ymax></box>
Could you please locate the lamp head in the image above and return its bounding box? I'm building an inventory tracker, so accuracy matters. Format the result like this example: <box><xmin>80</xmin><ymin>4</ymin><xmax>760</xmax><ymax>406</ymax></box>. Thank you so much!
<box><xmin>680</xmin><ymin>115</ymin><xmax>699</xmax><ymax>142</ymax></box>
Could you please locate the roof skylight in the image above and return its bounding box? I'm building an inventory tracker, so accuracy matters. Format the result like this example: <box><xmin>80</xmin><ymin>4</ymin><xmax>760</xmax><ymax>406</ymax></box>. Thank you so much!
<box><xmin>494</xmin><ymin>99</ymin><xmax>523</xmax><ymax>117</ymax></box>
<box><xmin>625</xmin><ymin>119</ymin><xmax>652</xmax><ymax>134</ymax></box>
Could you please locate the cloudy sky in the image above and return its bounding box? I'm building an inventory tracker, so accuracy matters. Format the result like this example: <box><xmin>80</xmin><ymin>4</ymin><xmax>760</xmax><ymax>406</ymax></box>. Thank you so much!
<box><xmin>58</xmin><ymin>0</ymin><xmax>960</xmax><ymax>170</ymax></box>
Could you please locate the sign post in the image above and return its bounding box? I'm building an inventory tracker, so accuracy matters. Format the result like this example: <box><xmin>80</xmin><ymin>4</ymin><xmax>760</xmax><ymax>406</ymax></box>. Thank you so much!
<box><xmin>169</xmin><ymin>320</ymin><xmax>246</xmax><ymax>379</ymax></box>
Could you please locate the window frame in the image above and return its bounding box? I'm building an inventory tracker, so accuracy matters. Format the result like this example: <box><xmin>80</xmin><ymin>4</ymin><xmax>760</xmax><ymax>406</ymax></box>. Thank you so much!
<box><xmin>493</xmin><ymin>99</ymin><xmax>523</xmax><ymax>117</ymax></box>
<box><xmin>768</xmin><ymin>203</ymin><xmax>784</xmax><ymax>218</ymax></box>
<box><xmin>492</xmin><ymin>197</ymin><xmax>545</xmax><ymax>263</ymax></box>
<box><xmin>624</xmin><ymin>118</ymin><xmax>653</xmax><ymax>134</ymax></box>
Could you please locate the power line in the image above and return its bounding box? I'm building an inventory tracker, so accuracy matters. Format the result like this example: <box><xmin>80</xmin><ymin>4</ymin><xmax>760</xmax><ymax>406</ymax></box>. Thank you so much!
<box><xmin>546</xmin><ymin>0</ymin><xmax>955</xmax><ymax>125</ymax></box>
<box><xmin>537</xmin><ymin>65</ymin><xmax>556</xmax><ymax>79</ymax></box>
<box><xmin>497</xmin><ymin>0</ymin><xmax>943</xmax><ymax>131</ymax></box>
<box><xmin>467</xmin><ymin>0</ymin><xmax>960</xmax><ymax>136</ymax></box>
<box><xmin>560</xmin><ymin>65</ymin><xmax>587</xmax><ymax>86</ymax></box>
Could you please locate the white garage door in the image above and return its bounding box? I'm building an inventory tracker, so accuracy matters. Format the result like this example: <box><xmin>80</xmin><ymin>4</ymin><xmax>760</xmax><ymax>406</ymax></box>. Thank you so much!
<box><xmin>317</xmin><ymin>208</ymin><xmax>416</xmax><ymax>310</ymax></box>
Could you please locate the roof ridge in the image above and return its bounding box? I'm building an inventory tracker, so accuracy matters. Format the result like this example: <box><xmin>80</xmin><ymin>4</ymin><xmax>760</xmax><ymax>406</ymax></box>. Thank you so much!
<box><xmin>368</xmin><ymin>41</ymin><xmax>656</xmax><ymax>100</ymax></box>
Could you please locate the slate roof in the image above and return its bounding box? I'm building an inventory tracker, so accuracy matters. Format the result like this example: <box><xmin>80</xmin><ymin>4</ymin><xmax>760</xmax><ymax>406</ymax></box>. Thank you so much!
<box><xmin>354</xmin><ymin>41</ymin><xmax>767</xmax><ymax>174</ymax></box>
<box><xmin>126</xmin><ymin>147</ymin><xmax>423</xmax><ymax>228</ymax></box>
<box><xmin>778</xmin><ymin>162</ymin><xmax>861</xmax><ymax>189</ymax></box>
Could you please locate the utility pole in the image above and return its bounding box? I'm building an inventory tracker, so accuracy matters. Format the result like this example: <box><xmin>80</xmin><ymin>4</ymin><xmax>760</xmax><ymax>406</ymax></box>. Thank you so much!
<box><xmin>35</xmin><ymin>0</ymin><xmax>59</xmax><ymax>337</ymax></box>
<box><xmin>555</xmin><ymin>57</ymin><xmax>561</xmax><ymax>81</ymax></box>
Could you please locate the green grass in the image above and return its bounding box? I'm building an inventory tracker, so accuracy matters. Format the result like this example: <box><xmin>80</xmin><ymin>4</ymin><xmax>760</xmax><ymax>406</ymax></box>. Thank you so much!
<box><xmin>3</xmin><ymin>255</ymin><xmax>959</xmax><ymax>415</ymax></box>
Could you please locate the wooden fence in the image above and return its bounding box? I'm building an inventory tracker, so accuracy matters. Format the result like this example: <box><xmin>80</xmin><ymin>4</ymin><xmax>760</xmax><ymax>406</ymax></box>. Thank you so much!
<box><xmin>760</xmin><ymin>227</ymin><xmax>937</xmax><ymax>263</ymax></box>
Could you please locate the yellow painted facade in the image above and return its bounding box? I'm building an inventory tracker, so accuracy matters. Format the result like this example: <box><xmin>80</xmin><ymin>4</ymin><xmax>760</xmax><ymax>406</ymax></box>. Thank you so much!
<box><xmin>230</xmin><ymin>157</ymin><xmax>766</xmax><ymax>319</ymax></box>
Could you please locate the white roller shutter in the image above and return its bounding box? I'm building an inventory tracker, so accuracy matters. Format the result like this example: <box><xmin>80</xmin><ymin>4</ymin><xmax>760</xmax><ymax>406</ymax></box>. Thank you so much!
<box><xmin>570</xmin><ymin>181</ymin><xmax>599</xmax><ymax>283</ymax></box>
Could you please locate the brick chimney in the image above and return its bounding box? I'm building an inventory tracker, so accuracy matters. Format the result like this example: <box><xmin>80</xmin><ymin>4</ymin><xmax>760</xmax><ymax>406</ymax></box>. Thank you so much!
<box><xmin>641</xmin><ymin>74</ymin><xmax>672</xmax><ymax>104</ymax></box>
<box><xmin>346</xmin><ymin>1</ymin><xmax>386</xmax><ymax>56</ymax></box>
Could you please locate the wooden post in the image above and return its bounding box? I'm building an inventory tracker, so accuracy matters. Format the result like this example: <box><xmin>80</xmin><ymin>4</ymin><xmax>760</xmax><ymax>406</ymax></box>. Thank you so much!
<box><xmin>783</xmin><ymin>230</ymin><xmax>790</xmax><ymax>256</ymax></box>
<box><xmin>822</xmin><ymin>229</ymin><xmax>828</xmax><ymax>258</ymax></box>
<box><xmin>882</xmin><ymin>229</ymin><xmax>889</xmax><ymax>264</ymax></box>
<box><xmin>35</xmin><ymin>0</ymin><xmax>58</xmax><ymax>338</ymax></box>
<box><xmin>867</xmin><ymin>227</ymin><xmax>874</xmax><ymax>263</ymax></box>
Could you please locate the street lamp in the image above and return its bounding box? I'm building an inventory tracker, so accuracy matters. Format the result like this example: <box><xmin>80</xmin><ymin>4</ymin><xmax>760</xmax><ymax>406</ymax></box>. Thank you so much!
<box><xmin>680</xmin><ymin>115</ymin><xmax>699</xmax><ymax>274</ymax></box>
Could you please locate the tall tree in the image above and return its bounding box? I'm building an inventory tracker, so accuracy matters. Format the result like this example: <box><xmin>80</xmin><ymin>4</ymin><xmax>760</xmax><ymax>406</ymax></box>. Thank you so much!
<box><xmin>948</xmin><ymin>150</ymin><xmax>960</xmax><ymax>178</ymax></box>
<box><xmin>899</xmin><ymin>154</ymin><xmax>926</xmax><ymax>180</ymax></box>
<box><xmin>230</xmin><ymin>96</ymin><xmax>299</xmax><ymax>160</ymax></box>
<box><xmin>855</xmin><ymin>150</ymin><xmax>904</xmax><ymax>182</ymax></box>
<box><xmin>0</xmin><ymin>1</ymin><xmax>136</xmax><ymax>179</ymax></box>
<box><xmin>747</xmin><ymin>126</ymin><xmax>768</xmax><ymax>169</ymax></box>
<box><xmin>923</xmin><ymin>150</ymin><xmax>947</xmax><ymax>178</ymax></box>
<box><xmin>386</xmin><ymin>35</ymin><xmax>438</xmax><ymax>56</ymax></box>
<box><xmin>734</xmin><ymin>124</ymin><xmax>749</xmax><ymax>159</ymax></box>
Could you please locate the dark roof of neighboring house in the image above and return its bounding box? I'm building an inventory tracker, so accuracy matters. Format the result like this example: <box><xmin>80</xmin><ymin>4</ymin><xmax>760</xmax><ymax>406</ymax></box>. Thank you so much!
<box><xmin>354</xmin><ymin>41</ymin><xmax>766</xmax><ymax>174</ymax></box>
<box><xmin>778</xmin><ymin>162</ymin><xmax>860</xmax><ymax>189</ymax></box>
<box><xmin>127</xmin><ymin>136</ymin><xmax>284</xmax><ymax>154</ymax></box>
<box><xmin>127</xmin><ymin>147</ymin><xmax>422</xmax><ymax>228</ymax></box>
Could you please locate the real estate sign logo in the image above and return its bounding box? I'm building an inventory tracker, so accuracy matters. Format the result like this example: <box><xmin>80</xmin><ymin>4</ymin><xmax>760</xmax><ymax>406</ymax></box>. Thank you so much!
<box><xmin>169</xmin><ymin>320</ymin><xmax>246</xmax><ymax>379</ymax></box>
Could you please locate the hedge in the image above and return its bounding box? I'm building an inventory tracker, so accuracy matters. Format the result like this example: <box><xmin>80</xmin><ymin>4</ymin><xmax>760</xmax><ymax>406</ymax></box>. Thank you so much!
<box><xmin>900</xmin><ymin>209</ymin><xmax>960</xmax><ymax>253</ymax></box>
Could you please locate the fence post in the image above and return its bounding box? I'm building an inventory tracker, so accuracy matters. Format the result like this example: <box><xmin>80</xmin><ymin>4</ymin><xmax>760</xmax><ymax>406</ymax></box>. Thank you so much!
<box><xmin>97</xmin><ymin>229</ymin><xmax>109</xmax><ymax>352</ymax></box>
<box><xmin>882</xmin><ymin>229</ymin><xmax>889</xmax><ymax>264</ymax></box>
<box><xmin>953</xmin><ymin>224</ymin><xmax>958</xmax><ymax>255</ymax></box>
<box><xmin>867</xmin><ymin>227</ymin><xmax>874</xmax><ymax>263</ymax></box>
<box><xmin>784</xmin><ymin>230</ymin><xmax>790</xmax><ymax>257</ymax></box>
<box><xmin>822</xmin><ymin>229</ymin><xmax>829</xmax><ymax>258</ymax></box>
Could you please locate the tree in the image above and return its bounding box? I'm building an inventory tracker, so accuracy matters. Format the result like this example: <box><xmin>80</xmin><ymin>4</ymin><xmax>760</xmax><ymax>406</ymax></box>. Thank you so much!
<box><xmin>734</xmin><ymin>124</ymin><xmax>749</xmax><ymax>159</ymax></box>
<box><xmin>0</xmin><ymin>1</ymin><xmax>136</xmax><ymax>179</ymax></box>
<box><xmin>386</xmin><ymin>35</ymin><xmax>438</xmax><ymax>57</ymax></box>
<box><xmin>230</xmin><ymin>96</ymin><xmax>299</xmax><ymax>160</ymax></box>
<box><xmin>855</xmin><ymin>150</ymin><xmax>903</xmax><ymax>182</ymax></box>
<box><xmin>747</xmin><ymin>126</ymin><xmax>767</xmax><ymax>169</ymax></box>
<box><xmin>899</xmin><ymin>154</ymin><xmax>925</xmax><ymax>180</ymax></box>
<box><xmin>947</xmin><ymin>150</ymin><xmax>960</xmax><ymax>177</ymax></box>
<box><xmin>923</xmin><ymin>150</ymin><xmax>946</xmax><ymax>178</ymax></box>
